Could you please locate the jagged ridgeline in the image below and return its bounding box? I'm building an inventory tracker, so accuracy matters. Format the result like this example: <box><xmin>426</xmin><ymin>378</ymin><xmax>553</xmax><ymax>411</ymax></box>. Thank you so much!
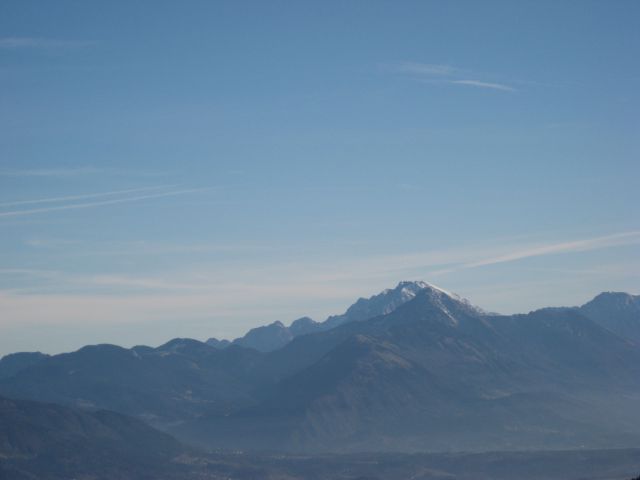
<box><xmin>1</xmin><ymin>281</ymin><xmax>640</xmax><ymax>453</ymax></box>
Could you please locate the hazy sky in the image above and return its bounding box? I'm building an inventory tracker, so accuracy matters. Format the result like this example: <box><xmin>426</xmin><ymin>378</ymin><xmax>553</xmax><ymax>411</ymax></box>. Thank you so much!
<box><xmin>1</xmin><ymin>1</ymin><xmax>639</xmax><ymax>356</ymax></box>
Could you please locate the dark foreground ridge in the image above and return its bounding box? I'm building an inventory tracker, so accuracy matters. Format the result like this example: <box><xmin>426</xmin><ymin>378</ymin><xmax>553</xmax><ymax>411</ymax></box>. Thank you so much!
<box><xmin>0</xmin><ymin>395</ymin><xmax>185</xmax><ymax>479</ymax></box>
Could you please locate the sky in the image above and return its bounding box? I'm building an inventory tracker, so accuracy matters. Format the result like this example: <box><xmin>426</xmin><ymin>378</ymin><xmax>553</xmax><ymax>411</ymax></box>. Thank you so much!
<box><xmin>1</xmin><ymin>0</ymin><xmax>639</xmax><ymax>356</ymax></box>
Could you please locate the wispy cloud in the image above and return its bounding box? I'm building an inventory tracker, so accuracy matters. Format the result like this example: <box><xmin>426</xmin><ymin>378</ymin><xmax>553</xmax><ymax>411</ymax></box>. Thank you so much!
<box><xmin>0</xmin><ymin>167</ymin><xmax>105</xmax><ymax>177</ymax></box>
<box><xmin>1</xmin><ymin>230</ymin><xmax>638</xmax><ymax>353</ymax></box>
<box><xmin>449</xmin><ymin>79</ymin><xmax>516</xmax><ymax>92</ymax></box>
<box><xmin>0</xmin><ymin>185</ymin><xmax>174</xmax><ymax>208</ymax></box>
<box><xmin>4</xmin><ymin>231</ymin><xmax>639</xmax><ymax>296</ymax></box>
<box><xmin>23</xmin><ymin>238</ymin><xmax>269</xmax><ymax>255</ymax></box>
<box><xmin>431</xmin><ymin>231</ymin><xmax>640</xmax><ymax>275</ymax></box>
<box><xmin>0</xmin><ymin>188</ymin><xmax>209</xmax><ymax>218</ymax></box>
<box><xmin>0</xmin><ymin>37</ymin><xmax>91</xmax><ymax>49</ymax></box>
<box><xmin>389</xmin><ymin>61</ymin><xmax>516</xmax><ymax>93</ymax></box>
<box><xmin>24</xmin><ymin>238</ymin><xmax>80</xmax><ymax>249</ymax></box>
<box><xmin>0</xmin><ymin>167</ymin><xmax>166</xmax><ymax>178</ymax></box>
<box><xmin>464</xmin><ymin>231</ymin><xmax>640</xmax><ymax>267</ymax></box>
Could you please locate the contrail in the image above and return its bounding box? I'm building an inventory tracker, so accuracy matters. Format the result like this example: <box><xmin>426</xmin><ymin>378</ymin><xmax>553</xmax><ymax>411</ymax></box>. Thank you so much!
<box><xmin>0</xmin><ymin>188</ymin><xmax>208</xmax><ymax>218</ymax></box>
<box><xmin>429</xmin><ymin>231</ymin><xmax>640</xmax><ymax>275</ymax></box>
<box><xmin>0</xmin><ymin>185</ymin><xmax>175</xmax><ymax>208</ymax></box>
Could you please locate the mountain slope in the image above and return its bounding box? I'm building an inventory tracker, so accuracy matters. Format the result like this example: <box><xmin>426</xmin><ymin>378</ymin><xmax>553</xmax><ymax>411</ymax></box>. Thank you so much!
<box><xmin>232</xmin><ymin>321</ymin><xmax>294</xmax><ymax>352</ymax></box>
<box><xmin>225</xmin><ymin>281</ymin><xmax>448</xmax><ymax>352</ymax></box>
<box><xmin>0</xmin><ymin>283</ymin><xmax>448</xmax><ymax>423</ymax></box>
<box><xmin>323</xmin><ymin>280</ymin><xmax>460</xmax><ymax>327</ymax></box>
<box><xmin>251</xmin><ymin>282</ymin><xmax>486</xmax><ymax>382</ymax></box>
<box><xmin>0</xmin><ymin>395</ymin><xmax>186</xmax><ymax>479</ymax></box>
<box><xmin>579</xmin><ymin>292</ymin><xmax>640</xmax><ymax>344</ymax></box>
<box><xmin>179</xmin><ymin>288</ymin><xmax>640</xmax><ymax>452</ymax></box>
<box><xmin>3</xmin><ymin>282</ymin><xmax>640</xmax><ymax>454</ymax></box>
<box><xmin>0</xmin><ymin>340</ymin><xmax>264</xmax><ymax>427</ymax></box>
<box><xmin>0</xmin><ymin>352</ymin><xmax>49</xmax><ymax>379</ymax></box>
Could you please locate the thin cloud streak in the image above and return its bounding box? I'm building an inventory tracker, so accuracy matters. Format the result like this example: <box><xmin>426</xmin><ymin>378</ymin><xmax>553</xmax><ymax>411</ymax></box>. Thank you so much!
<box><xmin>0</xmin><ymin>167</ymin><xmax>102</xmax><ymax>177</ymax></box>
<box><xmin>464</xmin><ymin>231</ymin><xmax>640</xmax><ymax>267</ymax></box>
<box><xmin>22</xmin><ymin>239</ymin><xmax>270</xmax><ymax>255</ymax></box>
<box><xmin>390</xmin><ymin>61</ymin><xmax>517</xmax><ymax>93</ymax></box>
<box><xmin>0</xmin><ymin>37</ymin><xmax>91</xmax><ymax>49</ymax></box>
<box><xmin>1</xmin><ymin>231</ymin><xmax>639</xmax><ymax>349</ymax></box>
<box><xmin>0</xmin><ymin>185</ymin><xmax>175</xmax><ymax>208</ymax></box>
<box><xmin>450</xmin><ymin>79</ymin><xmax>516</xmax><ymax>92</ymax></box>
<box><xmin>5</xmin><ymin>231</ymin><xmax>639</xmax><ymax>296</ymax></box>
<box><xmin>432</xmin><ymin>231</ymin><xmax>640</xmax><ymax>275</ymax></box>
<box><xmin>0</xmin><ymin>188</ymin><xmax>209</xmax><ymax>218</ymax></box>
<box><xmin>0</xmin><ymin>167</ymin><xmax>166</xmax><ymax>177</ymax></box>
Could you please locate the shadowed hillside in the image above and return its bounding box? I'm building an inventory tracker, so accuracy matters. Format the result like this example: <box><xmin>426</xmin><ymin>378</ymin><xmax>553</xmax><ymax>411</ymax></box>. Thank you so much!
<box><xmin>0</xmin><ymin>395</ymin><xmax>187</xmax><ymax>479</ymax></box>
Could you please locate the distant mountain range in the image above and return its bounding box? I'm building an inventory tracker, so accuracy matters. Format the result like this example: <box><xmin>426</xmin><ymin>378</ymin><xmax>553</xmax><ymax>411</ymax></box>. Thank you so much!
<box><xmin>1</xmin><ymin>281</ymin><xmax>639</xmax><ymax>454</ymax></box>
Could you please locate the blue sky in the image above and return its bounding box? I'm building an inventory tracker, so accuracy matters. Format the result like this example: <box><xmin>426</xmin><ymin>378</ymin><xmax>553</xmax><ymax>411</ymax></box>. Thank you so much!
<box><xmin>1</xmin><ymin>1</ymin><xmax>639</xmax><ymax>356</ymax></box>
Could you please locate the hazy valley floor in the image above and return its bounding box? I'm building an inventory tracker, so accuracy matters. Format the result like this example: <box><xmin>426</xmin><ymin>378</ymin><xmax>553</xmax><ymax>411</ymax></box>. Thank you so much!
<box><xmin>4</xmin><ymin>447</ymin><xmax>640</xmax><ymax>480</ymax></box>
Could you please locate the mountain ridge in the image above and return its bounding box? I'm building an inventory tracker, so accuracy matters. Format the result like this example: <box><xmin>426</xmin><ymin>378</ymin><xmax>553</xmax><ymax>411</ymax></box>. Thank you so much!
<box><xmin>173</xmin><ymin>284</ymin><xmax>640</xmax><ymax>452</ymax></box>
<box><xmin>209</xmin><ymin>281</ymin><xmax>481</xmax><ymax>352</ymax></box>
<box><xmin>1</xmin><ymin>281</ymin><xmax>639</xmax><ymax>453</ymax></box>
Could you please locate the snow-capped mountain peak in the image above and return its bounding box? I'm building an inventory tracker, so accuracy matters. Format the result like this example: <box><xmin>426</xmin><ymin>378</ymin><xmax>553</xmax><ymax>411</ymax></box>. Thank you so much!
<box><xmin>213</xmin><ymin>281</ymin><xmax>485</xmax><ymax>351</ymax></box>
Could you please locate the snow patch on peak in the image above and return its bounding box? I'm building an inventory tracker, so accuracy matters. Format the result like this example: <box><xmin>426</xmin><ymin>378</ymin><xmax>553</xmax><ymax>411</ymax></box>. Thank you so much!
<box><xmin>408</xmin><ymin>282</ymin><xmax>487</xmax><ymax>319</ymax></box>
<box><xmin>340</xmin><ymin>280</ymin><xmax>462</xmax><ymax>323</ymax></box>
<box><xmin>395</xmin><ymin>280</ymin><xmax>462</xmax><ymax>302</ymax></box>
